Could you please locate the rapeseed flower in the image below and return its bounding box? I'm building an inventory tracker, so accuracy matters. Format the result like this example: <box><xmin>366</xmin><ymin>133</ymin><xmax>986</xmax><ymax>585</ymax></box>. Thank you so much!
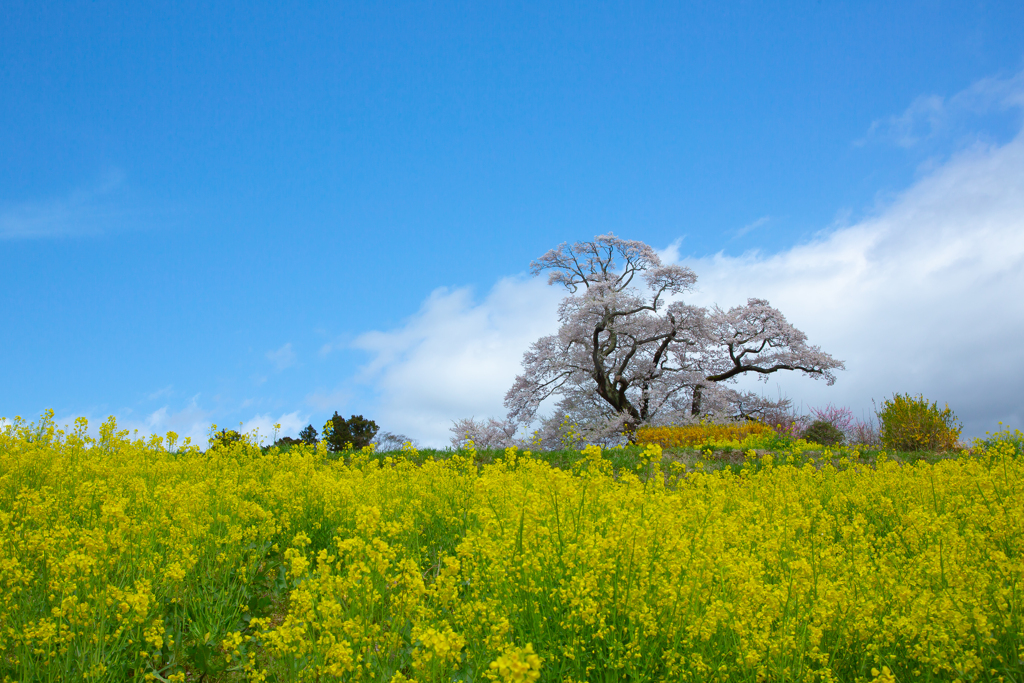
<box><xmin>1</xmin><ymin>412</ymin><xmax>1022</xmax><ymax>681</ymax></box>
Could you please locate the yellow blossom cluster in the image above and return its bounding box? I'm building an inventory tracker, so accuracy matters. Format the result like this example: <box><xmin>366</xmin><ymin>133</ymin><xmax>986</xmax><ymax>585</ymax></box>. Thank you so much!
<box><xmin>1</xmin><ymin>411</ymin><xmax>1023</xmax><ymax>682</ymax></box>
<box><xmin>488</xmin><ymin>643</ymin><xmax>542</xmax><ymax>682</ymax></box>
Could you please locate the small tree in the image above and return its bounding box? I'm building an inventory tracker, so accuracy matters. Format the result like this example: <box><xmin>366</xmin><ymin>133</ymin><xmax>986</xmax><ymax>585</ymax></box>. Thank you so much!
<box><xmin>298</xmin><ymin>424</ymin><xmax>319</xmax><ymax>446</ymax></box>
<box><xmin>505</xmin><ymin>234</ymin><xmax>844</xmax><ymax>440</ymax></box>
<box><xmin>808</xmin><ymin>404</ymin><xmax>855</xmax><ymax>435</ymax></box>
<box><xmin>802</xmin><ymin>403</ymin><xmax>854</xmax><ymax>445</ymax></box>
<box><xmin>323</xmin><ymin>413</ymin><xmax>379</xmax><ymax>452</ymax></box>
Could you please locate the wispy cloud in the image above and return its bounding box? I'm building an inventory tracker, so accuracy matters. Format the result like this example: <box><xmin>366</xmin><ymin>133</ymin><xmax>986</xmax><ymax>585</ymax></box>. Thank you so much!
<box><xmin>146</xmin><ymin>385</ymin><xmax>175</xmax><ymax>401</ymax></box>
<box><xmin>266</xmin><ymin>343</ymin><xmax>297</xmax><ymax>371</ymax></box>
<box><xmin>734</xmin><ymin>216</ymin><xmax>771</xmax><ymax>239</ymax></box>
<box><xmin>0</xmin><ymin>170</ymin><xmax>130</xmax><ymax>240</ymax></box>
<box><xmin>319</xmin><ymin>335</ymin><xmax>351</xmax><ymax>357</ymax></box>
<box><xmin>861</xmin><ymin>69</ymin><xmax>1024</xmax><ymax>148</ymax></box>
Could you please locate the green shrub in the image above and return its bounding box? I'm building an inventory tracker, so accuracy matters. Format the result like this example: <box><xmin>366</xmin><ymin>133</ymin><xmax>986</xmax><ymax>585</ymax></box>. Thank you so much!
<box><xmin>877</xmin><ymin>393</ymin><xmax>962</xmax><ymax>452</ymax></box>
<box><xmin>802</xmin><ymin>420</ymin><xmax>845</xmax><ymax>447</ymax></box>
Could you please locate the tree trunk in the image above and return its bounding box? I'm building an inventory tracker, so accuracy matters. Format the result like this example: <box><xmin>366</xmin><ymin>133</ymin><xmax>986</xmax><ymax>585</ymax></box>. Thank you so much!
<box><xmin>690</xmin><ymin>385</ymin><xmax>703</xmax><ymax>418</ymax></box>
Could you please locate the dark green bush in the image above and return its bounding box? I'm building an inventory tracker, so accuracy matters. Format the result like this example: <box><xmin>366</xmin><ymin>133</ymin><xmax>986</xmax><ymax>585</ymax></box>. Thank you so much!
<box><xmin>298</xmin><ymin>424</ymin><xmax>318</xmax><ymax>446</ymax></box>
<box><xmin>802</xmin><ymin>420</ymin><xmax>845</xmax><ymax>447</ymax></box>
<box><xmin>324</xmin><ymin>413</ymin><xmax>379</xmax><ymax>452</ymax></box>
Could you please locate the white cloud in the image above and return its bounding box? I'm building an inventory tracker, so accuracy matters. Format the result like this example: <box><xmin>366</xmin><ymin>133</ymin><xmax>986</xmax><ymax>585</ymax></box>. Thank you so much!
<box><xmin>354</xmin><ymin>122</ymin><xmax>1024</xmax><ymax>445</ymax></box>
<box><xmin>241</xmin><ymin>411</ymin><xmax>309</xmax><ymax>444</ymax></box>
<box><xmin>123</xmin><ymin>400</ymin><xmax>215</xmax><ymax>445</ymax></box>
<box><xmin>266</xmin><ymin>343</ymin><xmax>297</xmax><ymax>371</ymax></box>
<box><xmin>353</xmin><ymin>279</ymin><xmax>562</xmax><ymax>445</ymax></box>
<box><xmin>655</xmin><ymin>238</ymin><xmax>684</xmax><ymax>265</ymax></box>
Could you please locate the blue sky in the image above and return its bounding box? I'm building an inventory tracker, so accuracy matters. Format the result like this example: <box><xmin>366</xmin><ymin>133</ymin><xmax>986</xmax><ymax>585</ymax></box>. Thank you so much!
<box><xmin>3</xmin><ymin>1</ymin><xmax>1024</xmax><ymax>445</ymax></box>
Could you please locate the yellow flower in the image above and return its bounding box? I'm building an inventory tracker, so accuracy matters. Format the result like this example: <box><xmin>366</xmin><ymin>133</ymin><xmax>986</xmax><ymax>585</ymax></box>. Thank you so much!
<box><xmin>488</xmin><ymin>643</ymin><xmax>542</xmax><ymax>683</ymax></box>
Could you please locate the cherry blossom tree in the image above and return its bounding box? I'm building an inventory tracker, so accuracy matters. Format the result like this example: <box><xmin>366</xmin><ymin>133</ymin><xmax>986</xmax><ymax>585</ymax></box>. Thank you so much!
<box><xmin>503</xmin><ymin>234</ymin><xmax>844</xmax><ymax>440</ymax></box>
<box><xmin>450</xmin><ymin>416</ymin><xmax>520</xmax><ymax>450</ymax></box>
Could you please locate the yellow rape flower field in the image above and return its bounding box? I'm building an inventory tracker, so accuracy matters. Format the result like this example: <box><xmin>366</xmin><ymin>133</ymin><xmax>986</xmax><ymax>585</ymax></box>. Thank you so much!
<box><xmin>2</xmin><ymin>413</ymin><xmax>1023</xmax><ymax>682</ymax></box>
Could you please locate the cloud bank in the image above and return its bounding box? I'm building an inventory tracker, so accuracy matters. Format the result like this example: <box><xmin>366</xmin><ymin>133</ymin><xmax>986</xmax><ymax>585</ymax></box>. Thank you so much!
<box><xmin>356</xmin><ymin>105</ymin><xmax>1024</xmax><ymax>445</ymax></box>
